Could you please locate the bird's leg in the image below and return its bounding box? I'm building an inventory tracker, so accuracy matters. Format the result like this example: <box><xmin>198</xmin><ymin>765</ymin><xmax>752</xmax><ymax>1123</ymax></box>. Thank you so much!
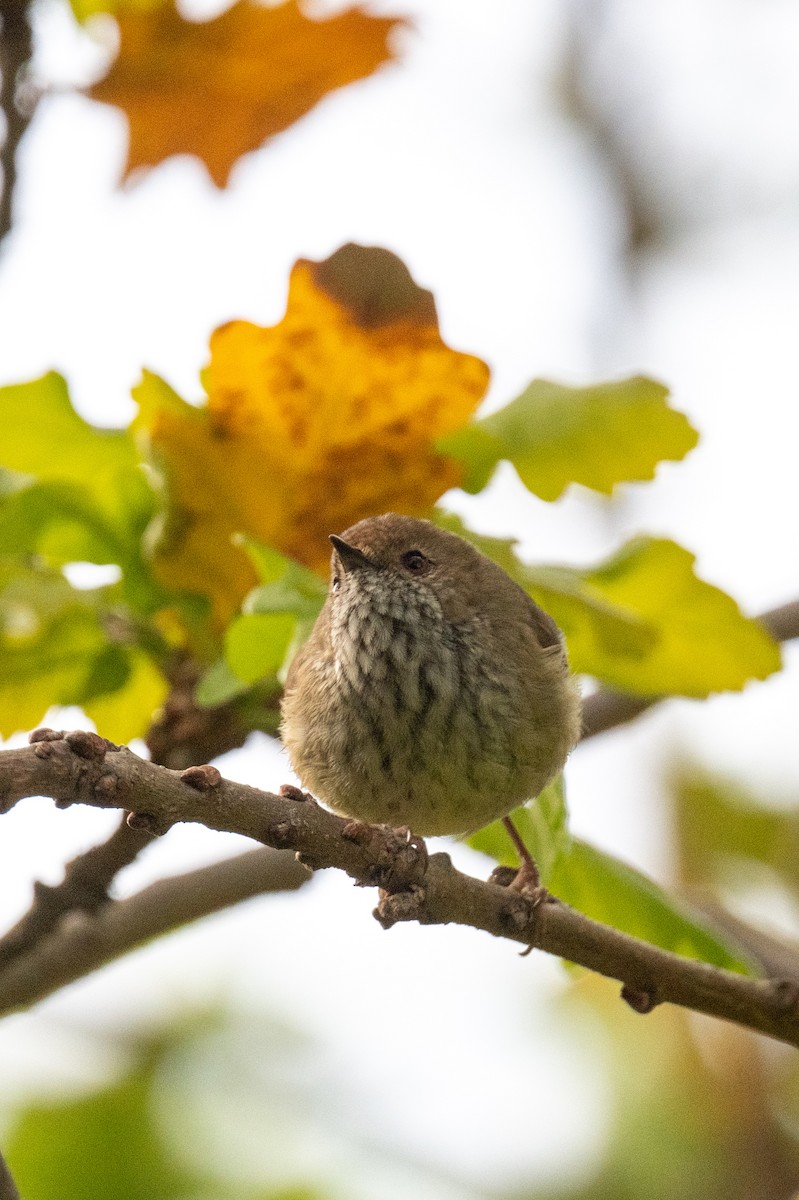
<box><xmin>501</xmin><ymin>815</ymin><xmax>547</xmax><ymax>902</ymax></box>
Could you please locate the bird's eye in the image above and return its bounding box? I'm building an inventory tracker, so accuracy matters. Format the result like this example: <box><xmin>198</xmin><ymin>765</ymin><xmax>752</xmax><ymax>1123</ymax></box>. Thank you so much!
<box><xmin>401</xmin><ymin>549</ymin><xmax>430</xmax><ymax>574</ymax></box>
<box><xmin>332</xmin><ymin>574</ymin><xmax>341</xmax><ymax>593</ymax></box>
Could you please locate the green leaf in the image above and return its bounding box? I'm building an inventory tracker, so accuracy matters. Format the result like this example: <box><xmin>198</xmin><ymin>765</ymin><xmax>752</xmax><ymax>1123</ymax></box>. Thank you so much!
<box><xmin>222</xmin><ymin>540</ymin><xmax>327</xmax><ymax>684</ymax></box>
<box><xmin>77</xmin><ymin>643</ymin><xmax>131</xmax><ymax>702</ymax></box>
<box><xmin>549</xmin><ymin>840</ymin><xmax>752</xmax><ymax>973</ymax></box>
<box><xmin>531</xmin><ymin>538</ymin><xmax>781</xmax><ymax>696</ymax></box>
<box><xmin>470</xmin><ymin>786</ymin><xmax>753</xmax><ymax>974</ymax></box>
<box><xmin>0</xmin><ymin>563</ymin><xmax>166</xmax><ymax>740</ymax></box>
<box><xmin>239</xmin><ymin>539</ymin><xmax>326</xmax><ymax>621</ymax></box>
<box><xmin>0</xmin><ymin>377</ymin><xmax>163</xmax><ymax>617</ymax></box>
<box><xmin>225</xmin><ymin>613</ymin><xmax>297</xmax><ymax>684</ymax></box>
<box><xmin>0</xmin><ymin>373</ymin><xmax>149</xmax><ymax>521</ymax></box>
<box><xmin>439</xmin><ymin>375</ymin><xmax>699</xmax><ymax>501</ymax></box>
<box><xmin>435</xmin><ymin>423</ymin><xmax>506</xmax><ymax>493</ymax></box>
<box><xmin>0</xmin><ymin>565</ymin><xmax>108</xmax><ymax>736</ymax></box>
<box><xmin>196</xmin><ymin>544</ymin><xmax>326</xmax><ymax>699</ymax></box>
<box><xmin>0</xmin><ymin>479</ymin><xmax>126</xmax><ymax>565</ymax></box>
<box><xmin>527</xmin><ymin>562</ymin><xmax>658</xmax><ymax>661</ymax></box>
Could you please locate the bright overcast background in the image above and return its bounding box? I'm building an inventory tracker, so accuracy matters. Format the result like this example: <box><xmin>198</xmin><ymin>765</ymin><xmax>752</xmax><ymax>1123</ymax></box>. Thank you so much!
<box><xmin>1</xmin><ymin>0</ymin><xmax>798</xmax><ymax>1196</ymax></box>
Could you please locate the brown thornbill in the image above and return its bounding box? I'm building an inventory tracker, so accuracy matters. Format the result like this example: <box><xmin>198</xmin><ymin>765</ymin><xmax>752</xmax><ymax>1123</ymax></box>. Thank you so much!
<box><xmin>280</xmin><ymin>514</ymin><xmax>581</xmax><ymax>877</ymax></box>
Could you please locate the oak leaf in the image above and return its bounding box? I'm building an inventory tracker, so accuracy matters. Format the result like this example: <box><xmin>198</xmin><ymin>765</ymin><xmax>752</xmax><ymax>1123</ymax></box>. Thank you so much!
<box><xmin>134</xmin><ymin>244</ymin><xmax>490</xmax><ymax>623</ymax></box>
<box><xmin>528</xmin><ymin>538</ymin><xmax>782</xmax><ymax>696</ymax></box>
<box><xmin>89</xmin><ymin>0</ymin><xmax>408</xmax><ymax>186</ymax></box>
<box><xmin>439</xmin><ymin>375</ymin><xmax>698</xmax><ymax>500</ymax></box>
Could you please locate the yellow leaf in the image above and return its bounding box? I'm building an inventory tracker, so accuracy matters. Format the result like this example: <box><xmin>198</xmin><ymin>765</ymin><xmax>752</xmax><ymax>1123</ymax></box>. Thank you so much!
<box><xmin>134</xmin><ymin>244</ymin><xmax>490</xmax><ymax>623</ymax></box>
<box><xmin>89</xmin><ymin>0</ymin><xmax>408</xmax><ymax>186</ymax></box>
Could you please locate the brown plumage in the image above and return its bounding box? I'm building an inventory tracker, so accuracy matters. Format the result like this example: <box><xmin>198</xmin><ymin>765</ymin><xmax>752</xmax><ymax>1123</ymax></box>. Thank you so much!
<box><xmin>281</xmin><ymin>514</ymin><xmax>581</xmax><ymax>836</ymax></box>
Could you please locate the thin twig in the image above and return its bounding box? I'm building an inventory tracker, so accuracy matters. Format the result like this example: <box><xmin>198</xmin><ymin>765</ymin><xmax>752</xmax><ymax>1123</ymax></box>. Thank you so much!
<box><xmin>0</xmin><ymin>845</ymin><xmax>310</xmax><ymax>1014</ymax></box>
<box><xmin>0</xmin><ymin>0</ymin><xmax>34</xmax><ymax>247</ymax></box>
<box><xmin>0</xmin><ymin>817</ymin><xmax>155</xmax><ymax>968</ymax></box>
<box><xmin>759</xmin><ymin>599</ymin><xmax>799</xmax><ymax>644</ymax></box>
<box><xmin>0</xmin><ymin>1148</ymin><xmax>20</xmax><ymax>1200</ymax></box>
<box><xmin>691</xmin><ymin>899</ymin><xmax>799</xmax><ymax>985</ymax></box>
<box><xmin>580</xmin><ymin>598</ymin><xmax>799</xmax><ymax>740</ymax></box>
<box><xmin>2</xmin><ymin>730</ymin><xmax>799</xmax><ymax>1048</ymax></box>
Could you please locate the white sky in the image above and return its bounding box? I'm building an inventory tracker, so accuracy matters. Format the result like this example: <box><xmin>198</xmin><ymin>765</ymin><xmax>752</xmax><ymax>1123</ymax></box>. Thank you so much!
<box><xmin>1</xmin><ymin>0</ymin><xmax>798</xmax><ymax>1193</ymax></box>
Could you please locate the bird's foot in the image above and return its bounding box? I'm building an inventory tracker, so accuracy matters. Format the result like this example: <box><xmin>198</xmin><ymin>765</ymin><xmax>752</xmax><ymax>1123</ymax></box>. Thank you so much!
<box><xmin>500</xmin><ymin>814</ymin><xmax>548</xmax><ymax>901</ymax></box>
<box><xmin>340</xmin><ymin>820</ymin><xmax>429</xmax><ymax>892</ymax></box>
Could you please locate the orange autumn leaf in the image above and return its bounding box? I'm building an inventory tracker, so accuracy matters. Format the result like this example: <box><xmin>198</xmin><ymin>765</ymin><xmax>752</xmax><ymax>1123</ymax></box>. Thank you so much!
<box><xmin>134</xmin><ymin>244</ymin><xmax>491</xmax><ymax>624</ymax></box>
<box><xmin>90</xmin><ymin>1</ymin><xmax>407</xmax><ymax>186</ymax></box>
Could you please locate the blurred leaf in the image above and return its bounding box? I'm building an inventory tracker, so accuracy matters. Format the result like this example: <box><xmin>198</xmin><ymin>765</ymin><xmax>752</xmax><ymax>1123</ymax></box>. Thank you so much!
<box><xmin>0</xmin><ymin>373</ymin><xmax>150</xmax><ymax>524</ymax></box>
<box><xmin>246</xmin><ymin>581</ymin><xmax>324</xmax><ymax>621</ymax></box>
<box><xmin>225</xmin><ymin>613</ymin><xmax>297</xmax><ymax>684</ymax></box>
<box><xmin>70</xmin><ymin>0</ymin><xmax>163</xmax><ymax>21</ymax></box>
<box><xmin>195</xmin><ymin>656</ymin><xmax>250</xmax><ymax>707</ymax></box>
<box><xmin>435</xmin><ymin>423</ymin><xmax>505</xmax><ymax>493</ymax></box>
<box><xmin>0</xmin><ymin>378</ymin><xmax>169</xmax><ymax>736</ymax></box>
<box><xmin>240</xmin><ymin>539</ymin><xmax>327</xmax><ymax>620</ymax></box>
<box><xmin>89</xmin><ymin>1</ymin><xmax>408</xmax><ymax>186</ymax></box>
<box><xmin>0</xmin><ymin>564</ymin><xmax>166</xmax><ymax>739</ymax></box>
<box><xmin>77</xmin><ymin>642</ymin><xmax>132</xmax><ymax>702</ymax></box>
<box><xmin>672</xmin><ymin>770</ymin><xmax>799</xmax><ymax>893</ymax></box>
<box><xmin>84</xmin><ymin>648</ymin><xmax>169</xmax><ymax>742</ymax></box>
<box><xmin>5</xmin><ymin>1041</ymin><xmax>214</xmax><ymax>1200</ymax></box>
<box><xmin>0</xmin><ymin>479</ymin><xmax>125</xmax><ymax>565</ymax></box>
<box><xmin>196</xmin><ymin>545</ymin><xmax>326</xmax><ymax>698</ymax></box>
<box><xmin>0</xmin><ymin>377</ymin><xmax>163</xmax><ymax>616</ymax></box>
<box><xmin>548</xmin><ymin>975</ymin><xmax>799</xmax><ymax>1200</ymax></box>
<box><xmin>436</xmin><ymin>514</ymin><xmax>780</xmax><ymax>696</ymax></box>
<box><xmin>132</xmin><ymin>370</ymin><xmax>250</xmax><ymax>625</ymax></box>
<box><xmin>135</xmin><ymin>245</ymin><xmax>489</xmax><ymax>624</ymax></box>
<box><xmin>439</xmin><ymin>375</ymin><xmax>698</xmax><ymax>500</ymax></box>
<box><xmin>470</xmin><ymin>784</ymin><xmax>753</xmax><ymax>973</ymax></box>
<box><xmin>0</xmin><ymin>565</ymin><xmax>110</xmax><ymax>736</ymax></box>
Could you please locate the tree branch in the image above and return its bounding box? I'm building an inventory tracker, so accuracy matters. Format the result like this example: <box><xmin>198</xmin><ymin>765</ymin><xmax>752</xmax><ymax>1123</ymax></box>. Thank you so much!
<box><xmin>10</xmin><ymin>594</ymin><xmax>795</xmax><ymax>966</ymax></box>
<box><xmin>580</xmin><ymin>598</ymin><xmax>799</xmax><ymax>740</ymax></box>
<box><xmin>0</xmin><ymin>845</ymin><xmax>310</xmax><ymax>1015</ymax></box>
<box><xmin>0</xmin><ymin>0</ymin><xmax>34</xmax><ymax>248</ymax></box>
<box><xmin>2</xmin><ymin>729</ymin><xmax>799</xmax><ymax>1048</ymax></box>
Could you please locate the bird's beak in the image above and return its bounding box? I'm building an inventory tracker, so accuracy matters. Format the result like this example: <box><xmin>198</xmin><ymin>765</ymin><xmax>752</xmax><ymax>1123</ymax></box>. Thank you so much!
<box><xmin>329</xmin><ymin>535</ymin><xmax>376</xmax><ymax>574</ymax></box>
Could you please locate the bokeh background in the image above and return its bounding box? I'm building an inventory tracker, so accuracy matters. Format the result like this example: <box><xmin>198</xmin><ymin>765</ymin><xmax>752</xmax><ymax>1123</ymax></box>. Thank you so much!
<box><xmin>1</xmin><ymin>1</ymin><xmax>799</xmax><ymax>1196</ymax></box>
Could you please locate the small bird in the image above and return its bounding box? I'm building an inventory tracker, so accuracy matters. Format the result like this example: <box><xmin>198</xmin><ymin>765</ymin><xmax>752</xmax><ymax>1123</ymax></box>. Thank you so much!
<box><xmin>281</xmin><ymin>514</ymin><xmax>581</xmax><ymax>869</ymax></box>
